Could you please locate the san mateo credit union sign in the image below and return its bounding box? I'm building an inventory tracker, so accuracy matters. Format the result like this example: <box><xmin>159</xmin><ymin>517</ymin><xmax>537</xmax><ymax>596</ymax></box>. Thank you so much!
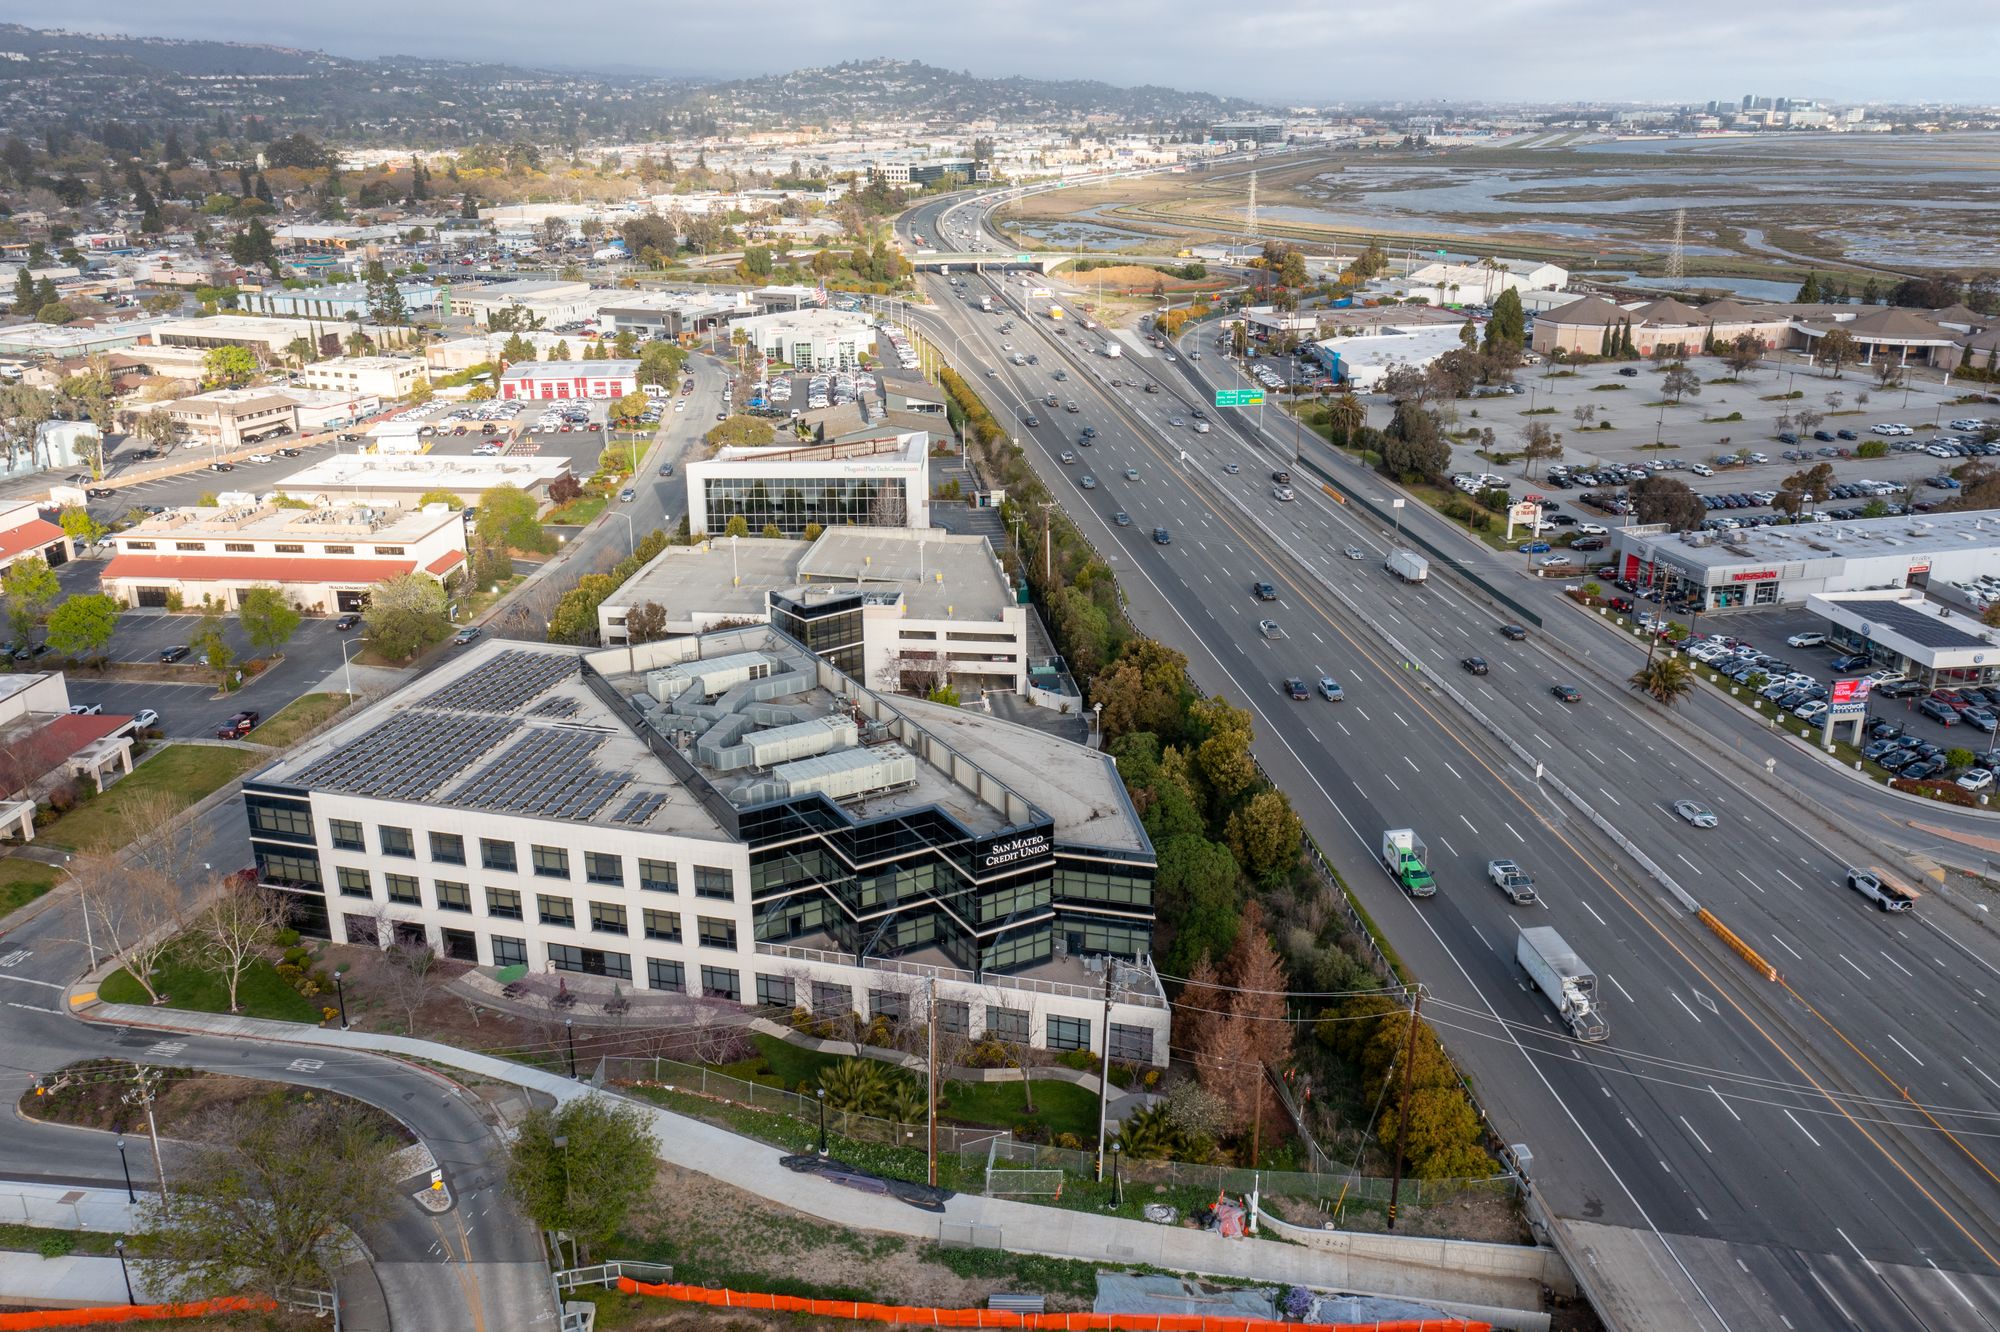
<box><xmin>977</xmin><ymin>829</ymin><xmax>1052</xmax><ymax>872</ymax></box>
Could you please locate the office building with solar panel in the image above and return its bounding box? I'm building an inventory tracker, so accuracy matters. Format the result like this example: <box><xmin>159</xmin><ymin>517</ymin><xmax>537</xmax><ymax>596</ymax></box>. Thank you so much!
<box><xmin>241</xmin><ymin>626</ymin><xmax>1167</xmax><ymax>1060</ymax></box>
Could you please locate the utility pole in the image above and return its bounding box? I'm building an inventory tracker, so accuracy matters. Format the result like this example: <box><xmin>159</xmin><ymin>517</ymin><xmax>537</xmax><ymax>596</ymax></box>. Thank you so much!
<box><xmin>123</xmin><ymin>1066</ymin><xmax>168</xmax><ymax>1215</ymax></box>
<box><xmin>1386</xmin><ymin>985</ymin><xmax>1422</xmax><ymax>1231</ymax></box>
<box><xmin>927</xmin><ymin>976</ymin><xmax>939</xmax><ymax>1189</ymax></box>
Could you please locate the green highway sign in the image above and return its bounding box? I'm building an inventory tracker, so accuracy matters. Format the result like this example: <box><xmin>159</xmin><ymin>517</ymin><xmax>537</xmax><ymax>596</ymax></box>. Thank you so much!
<box><xmin>1214</xmin><ymin>389</ymin><xmax>1266</xmax><ymax>407</ymax></box>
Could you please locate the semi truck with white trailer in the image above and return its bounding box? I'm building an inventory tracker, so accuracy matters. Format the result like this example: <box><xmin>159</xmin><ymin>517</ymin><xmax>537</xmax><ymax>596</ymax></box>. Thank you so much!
<box><xmin>1517</xmin><ymin>927</ymin><xmax>1608</xmax><ymax>1042</ymax></box>
<box><xmin>1384</xmin><ymin>550</ymin><xmax>1429</xmax><ymax>584</ymax></box>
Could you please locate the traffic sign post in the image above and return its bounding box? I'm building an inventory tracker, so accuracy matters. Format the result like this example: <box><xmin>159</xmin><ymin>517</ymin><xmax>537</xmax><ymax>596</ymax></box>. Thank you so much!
<box><xmin>1215</xmin><ymin>389</ymin><xmax>1266</xmax><ymax>408</ymax></box>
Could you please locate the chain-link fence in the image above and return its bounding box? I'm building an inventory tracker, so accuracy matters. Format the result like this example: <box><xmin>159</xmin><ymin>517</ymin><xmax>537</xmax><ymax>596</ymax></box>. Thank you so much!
<box><xmin>606</xmin><ymin>1055</ymin><xmax>1009</xmax><ymax>1156</ymax></box>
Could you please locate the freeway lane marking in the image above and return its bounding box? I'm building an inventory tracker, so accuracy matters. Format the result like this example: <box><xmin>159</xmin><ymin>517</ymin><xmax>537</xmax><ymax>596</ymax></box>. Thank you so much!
<box><xmin>1924</xmin><ymin>1259</ymin><xmax>1982</xmax><ymax>1316</ymax></box>
<box><xmin>1383</xmin><ymin>773</ymin><xmax>1402</xmax><ymax>792</ymax></box>
<box><xmin>1708</xmin><ymin>1085</ymin><xmax>1743</xmax><ymax>1122</ymax></box>
<box><xmin>1783</xmin><ymin>1108</ymin><xmax>1824</xmax><ymax>1147</ymax></box>
<box><xmin>1438</xmin><ymin>834</ymin><xmax>1459</xmax><ymax>856</ymax></box>
<box><xmin>1617</xmin><ymin>747</ymin><xmax>1637</xmax><ymax>762</ymax></box>
<box><xmin>1885</xmin><ymin>1033</ymin><xmax>1925</xmax><ymax>1067</ymax></box>
<box><xmin>1965</xmin><ymin>1058</ymin><xmax>2000</xmax><ymax>1092</ymax></box>
<box><xmin>1736</xmin><ymin>870</ymin><xmax>1766</xmax><ymax>895</ymax></box>
<box><xmin>1460</xmin><ymin>814</ymin><xmax>1478</xmax><ymax>834</ymax></box>
<box><xmin>1679</xmin><ymin>1115</ymin><xmax>1714</xmax><ymax>1154</ymax></box>
<box><xmin>1467</xmin><ymin>921</ymin><xmax>1491</xmax><ymax>952</ymax></box>
<box><xmin>1774</xmin><ymin>867</ymin><xmax>1805</xmax><ymax>891</ymax></box>
<box><xmin>1504</xmin><ymin>821</ymin><xmax>1525</xmax><ymax>843</ymax></box>
<box><xmin>1838</xmin><ymin>953</ymin><xmax>1873</xmax><ymax>981</ymax></box>
<box><xmin>1675</xmin><ymin>853</ymin><xmax>1704</xmax><ymax>875</ymax></box>
<box><xmin>1835</xmin><ymin>1227</ymin><xmax>1881</xmax><ymax>1278</ymax></box>
<box><xmin>1353</xmin><ymin>706</ymin><xmax>1371</xmax><ymax>721</ymax></box>
<box><xmin>1878</xmin><ymin>950</ymin><xmax>1915</xmax><ymax>979</ymax></box>
<box><xmin>1771</xmin><ymin>932</ymin><xmax>1804</xmax><ymax>960</ymax></box>
<box><xmin>1599</xmin><ymin>787</ymin><xmax>1622</xmax><ymax>807</ymax></box>
<box><xmin>1442</xmin><ymin>760</ymin><xmax>1462</xmax><ymax>780</ymax></box>
<box><xmin>1306</xmin><ymin>728</ymin><xmax>1320</xmax><ymax>742</ymax></box>
<box><xmin>1672</xmin><ymin>992</ymin><xmax>1704</xmax><ymax>1023</ymax></box>
<box><xmin>1607</xmin><ymin>974</ymin><xmax>1634</xmax><ymax>1003</ymax></box>
<box><xmin>1336</xmin><ymin>721</ymin><xmax>1350</xmax><ymax>736</ymax></box>
<box><xmin>1583</xmin><ymin>747</ymin><xmax>1604</xmax><ymax>763</ymax></box>
<box><xmin>1580</xmin><ymin>899</ymin><xmax>1608</xmax><ymax>926</ymax></box>
<box><xmin>1392</xmin><ymin>710</ymin><xmax>1410</xmax><ymax>727</ymax></box>
<box><xmin>1404</xmin><ymin>756</ymin><xmax>1420</xmax><ymax>772</ymax></box>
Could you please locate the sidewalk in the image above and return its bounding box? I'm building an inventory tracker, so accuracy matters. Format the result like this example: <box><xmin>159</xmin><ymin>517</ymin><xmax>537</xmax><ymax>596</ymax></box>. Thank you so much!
<box><xmin>0</xmin><ymin>1184</ymin><xmax>141</xmax><ymax>1234</ymax></box>
<box><xmin>0</xmin><ymin>1251</ymin><xmax>156</xmax><ymax>1309</ymax></box>
<box><xmin>74</xmin><ymin>1001</ymin><xmax>1547</xmax><ymax>1322</ymax></box>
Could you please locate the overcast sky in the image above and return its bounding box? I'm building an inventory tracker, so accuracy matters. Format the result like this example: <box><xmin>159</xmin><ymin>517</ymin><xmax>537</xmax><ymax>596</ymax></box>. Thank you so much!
<box><xmin>21</xmin><ymin>2</ymin><xmax>1994</xmax><ymax>104</ymax></box>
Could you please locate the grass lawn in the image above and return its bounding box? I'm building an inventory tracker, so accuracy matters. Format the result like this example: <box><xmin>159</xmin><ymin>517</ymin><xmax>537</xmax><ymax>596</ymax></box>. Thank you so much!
<box><xmin>98</xmin><ymin>943</ymin><xmax>320</xmax><ymax>1023</ymax></box>
<box><xmin>714</xmin><ymin>1032</ymin><xmax>843</xmax><ymax>1089</ymax></box>
<box><xmin>0</xmin><ymin>1222</ymin><xmax>124</xmax><ymax>1257</ymax></box>
<box><xmin>44</xmin><ymin>745</ymin><xmax>263</xmax><ymax>854</ymax></box>
<box><xmin>250</xmin><ymin>692</ymin><xmax>351</xmax><ymax>749</ymax></box>
<box><xmin>546</xmin><ymin>495</ymin><xmax>608</xmax><ymax>526</ymax></box>
<box><xmin>942</xmin><ymin>1076</ymin><xmax>1100</xmax><ymax>1140</ymax></box>
<box><xmin>0</xmin><ymin>858</ymin><xmax>61</xmax><ymax>917</ymax></box>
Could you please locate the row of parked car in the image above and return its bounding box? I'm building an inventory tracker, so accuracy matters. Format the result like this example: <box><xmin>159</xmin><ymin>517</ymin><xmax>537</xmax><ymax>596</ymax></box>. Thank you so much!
<box><xmin>1863</xmin><ymin>714</ymin><xmax>2000</xmax><ymax>790</ymax></box>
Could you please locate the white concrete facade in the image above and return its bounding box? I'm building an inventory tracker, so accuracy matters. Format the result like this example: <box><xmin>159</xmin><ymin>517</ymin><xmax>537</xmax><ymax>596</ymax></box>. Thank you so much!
<box><xmin>301</xmin><ymin>356</ymin><xmax>429</xmax><ymax>400</ymax></box>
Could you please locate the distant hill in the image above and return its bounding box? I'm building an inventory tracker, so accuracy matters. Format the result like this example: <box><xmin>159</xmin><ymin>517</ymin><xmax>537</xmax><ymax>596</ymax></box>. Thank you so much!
<box><xmin>684</xmin><ymin>58</ymin><xmax>1265</xmax><ymax>125</ymax></box>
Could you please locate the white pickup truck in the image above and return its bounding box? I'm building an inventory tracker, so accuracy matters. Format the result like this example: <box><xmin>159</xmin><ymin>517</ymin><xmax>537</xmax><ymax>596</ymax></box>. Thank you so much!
<box><xmin>1846</xmin><ymin>868</ymin><xmax>1916</xmax><ymax>913</ymax></box>
<box><xmin>1486</xmin><ymin>858</ymin><xmax>1538</xmax><ymax>906</ymax></box>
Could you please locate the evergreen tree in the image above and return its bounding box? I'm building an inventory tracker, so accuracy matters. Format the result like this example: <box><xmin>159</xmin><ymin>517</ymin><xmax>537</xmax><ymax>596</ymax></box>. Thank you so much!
<box><xmin>254</xmin><ymin>172</ymin><xmax>274</xmax><ymax>205</ymax></box>
<box><xmin>1484</xmin><ymin>288</ymin><xmax>1526</xmax><ymax>350</ymax></box>
<box><xmin>1796</xmin><ymin>271</ymin><xmax>1823</xmax><ymax>303</ymax></box>
<box><xmin>12</xmin><ymin>268</ymin><xmax>33</xmax><ymax>315</ymax></box>
<box><xmin>33</xmin><ymin>278</ymin><xmax>57</xmax><ymax>312</ymax></box>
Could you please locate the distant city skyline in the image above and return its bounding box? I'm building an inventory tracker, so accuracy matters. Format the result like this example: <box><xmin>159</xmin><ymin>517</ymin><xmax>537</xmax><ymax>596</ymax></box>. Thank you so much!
<box><xmin>18</xmin><ymin>2</ymin><xmax>1995</xmax><ymax>107</ymax></box>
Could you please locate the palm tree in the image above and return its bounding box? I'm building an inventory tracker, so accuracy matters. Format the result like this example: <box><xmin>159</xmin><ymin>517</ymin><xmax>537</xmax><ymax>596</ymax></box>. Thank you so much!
<box><xmin>1112</xmin><ymin>1105</ymin><xmax>1185</xmax><ymax>1162</ymax></box>
<box><xmin>817</xmin><ymin>1057</ymin><xmax>892</xmax><ymax>1115</ymax></box>
<box><xmin>1630</xmin><ymin>653</ymin><xmax>1696</xmax><ymax>706</ymax></box>
<box><xmin>1327</xmin><ymin>393</ymin><xmax>1366</xmax><ymax>445</ymax></box>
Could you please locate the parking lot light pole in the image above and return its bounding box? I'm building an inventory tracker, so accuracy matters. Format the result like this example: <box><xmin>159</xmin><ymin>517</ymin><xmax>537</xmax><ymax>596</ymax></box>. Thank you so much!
<box><xmin>338</xmin><ymin>637</ymin><xmax>361</xmax><ymax>698</ymax></box>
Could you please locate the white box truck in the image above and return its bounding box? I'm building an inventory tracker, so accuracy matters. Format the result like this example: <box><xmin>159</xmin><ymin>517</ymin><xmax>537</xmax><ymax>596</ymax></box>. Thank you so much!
<box><xmin>1380</xmin><ymin>829</ymin><xmax>1436</xmax><ymax>898</ymax></box>
<box><xmin>1103</xmin><ymin>340</ymin><xmax>1122</xmax><ymax>358</ymax></box>
<box><xmin>1385</xmin><ymin>550</ymin><xmax>1429</xmax><ymax>584</ymax></box>
<box><xmin>1517</xmin><ymin>927</ymin><xmax>1608</xmax><ymax>1042</ymax></box>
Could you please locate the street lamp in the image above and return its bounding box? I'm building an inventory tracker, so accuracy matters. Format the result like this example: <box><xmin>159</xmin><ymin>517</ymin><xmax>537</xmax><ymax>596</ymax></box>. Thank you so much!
<box><xmin>115</xmin><ymin>1134</ymin><xmax>134</xmax><ymax>1203</ymax></box>
<box><xmin>113</xmin><ymin>1238</ymin><xmax>135</xmax><ymax>1305</ymax></box>
<box><xmin>816</xmin><ymin>1087</ymin><xmax>828</xmax><ymax>1156</ymax></box>
<box><xmin>610</xmin><ymin>509</ymin><xmax>635</xmax><ymax>556</ymax></box>
<box><xmin>338</xmin><ymin>637</ymin><xmax>361</xmax><ymax>698</ymax></box>
<box><xmin>1111</xmin><ymin>1142</ymin><xmax>1124</xmax><ymax>1208</ymax></box>
<box><xmin>333</xmin><ymin>969</ymin><xmax>349</xmax><ymax>1029</ymax></box>
<box><xmin>564</xmin><ymin>1018</ymin><xmax>577</xmax><ymax>1078</ymax></box>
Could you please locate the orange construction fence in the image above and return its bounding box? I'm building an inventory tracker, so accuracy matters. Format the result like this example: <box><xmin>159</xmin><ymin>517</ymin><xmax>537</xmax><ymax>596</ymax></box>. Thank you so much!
<box><xmin>0</xmin><ymin>1296</ymin><xmax>277</xmax><ymax>1329</ymax></box>
<box><xmin>617</xmin><ymin>1278</ymin><xmax>1491</xmax><ymax>1332</ymax></box>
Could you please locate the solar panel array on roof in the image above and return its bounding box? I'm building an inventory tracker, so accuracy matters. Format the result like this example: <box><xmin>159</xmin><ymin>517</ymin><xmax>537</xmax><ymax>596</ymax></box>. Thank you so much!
<box><xmin>448</xmin><ymin>727</ymin><xmax>629</xmax><ymax>819</ymax></box>
<box><xmin>426</xmin><ymin>649</ymin><xmax>576</xmax><ymax>713</ymax></box>
<box><xmin>611</xmin><ymin>791</ymin><xmax>669</xmax><ymax>825</ymax></box>
<box><xmin>291</xmin><ymin>712</ymin><xmax>516</xmax><ymax>800</ymax></box>
<box><xmin>1861</xmin><ymin>599</ymin><xmax>1991</xmax><ymax>650</ymax></box>
<box><xmin>529</xmin><ymin>696</ymin><xmax>581</xmax><ymax>718</ymax></box>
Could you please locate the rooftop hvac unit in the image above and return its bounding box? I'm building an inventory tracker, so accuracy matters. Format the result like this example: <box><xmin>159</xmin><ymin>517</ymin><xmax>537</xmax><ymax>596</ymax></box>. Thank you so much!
<box><xmin>743</xmin><ymin>716</ymin><xmax>857</xmax><ymax>766</ymax></box>
<box><xmin>646</xmin><ymin>650</ymin><xmax>773</xmax><ymax>701</ymax></box>
<box><xmin>776</xmin><ymin>743</ymin><xmax>918</xmax><ymax>802</ymax></box>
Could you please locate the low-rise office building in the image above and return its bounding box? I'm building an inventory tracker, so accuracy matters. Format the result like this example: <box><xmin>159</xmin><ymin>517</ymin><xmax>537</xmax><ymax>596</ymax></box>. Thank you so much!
<box><xmin>449</xmin><ymin>280</ymin><xmax>596</xmax><ymax>329</ymax></box>
<box><xmin>242</xmin><ymin>280</ymin><xmax>442</xmax><ymax>320</ymax></box>
<box><xmin>299</xmin><ymin>356</ymin><xmax>429</xmax><ymax>400</ymax></box>
<box><xmin>1608</xmin><ymin>511</ymin><xmax>2000</xmax><ymax>612</ymax></box>
<box><xmin>599</xmin><ymin>528</ymin><xmax>1029</xmax><ymax>693</ymax></box>
<box><xmin>499</xmin><ymin>360</ymin><xmax>639</xmax><ymax>401</ymax></box>
<box><xmin>1309</xmin><ymin>324</ymin><xmax>1467</xmax><ymax>391</ymax></box>
<box><xmin>1802</xmin><ymin>590</ymin><xmax>2000</xmax><ymax>687</ymax></box>
<box><xmin>240</xmin><ymin>628</ymin><xmax>1166</xmax><ymax>1060</ymax></box>
<box><xmin>151</xmin><ymin>315</ymin><xmax>339</xmax><ymax>360</ymax></box>
<box><xmin>688</xmin><ymin>433</ymin><xmax>930</xmax><ymax>539</ymax></box>
<box><xmin>595</xmin><ymin>290</ymin><xmax>750</xmax><ymax>339</ymax></box>
<box><xmin>101</xmin><ymin>501</ymin><xmax>468</xmax><ymax>613</ymax></box>
<box><xmin>163</xmin><ymin>389</ymin><xmax>298</xmax><ymax>450</ymax></box>
<box><xmin>735</xmin><ymin>308</ymin><xmax>876</xmax><ymax>371</ymax></box>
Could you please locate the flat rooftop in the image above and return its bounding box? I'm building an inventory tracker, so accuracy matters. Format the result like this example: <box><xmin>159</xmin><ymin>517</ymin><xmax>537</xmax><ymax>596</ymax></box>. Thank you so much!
<box><xmin>259</xmin><ymin>626</ymin><xmax>1142</xmax><ymax>854</ymax></box>
<box><xmin>274</xmin><ymin>454</ymin><xmax>577</xmax><ymax>493</ymax></box>
<box><xmin>1623</xmin><ymin>511</ymin><xmax>2000</xmax><ymax>570</ymax></box>
<box><xmin>608</xmin><ymin>538</ymin><xmax>807</xmax><ymax>622</ymax></box>
<box><xmin>798</xmin><ymin>527</ymin><xmax>1011</xmax><ymax>619</ymax></box>
<box><xmin>121</xmin><ymin>500</ymin><xmax>460</xmax><ymax>545</ymax></box>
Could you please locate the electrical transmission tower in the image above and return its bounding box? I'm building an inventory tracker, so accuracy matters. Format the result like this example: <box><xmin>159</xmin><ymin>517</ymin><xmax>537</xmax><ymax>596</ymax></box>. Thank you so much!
<box><xmin>1665</xmin><ymin>208</ymin><xmax>1686</xmax><ymax>282</ymax></box>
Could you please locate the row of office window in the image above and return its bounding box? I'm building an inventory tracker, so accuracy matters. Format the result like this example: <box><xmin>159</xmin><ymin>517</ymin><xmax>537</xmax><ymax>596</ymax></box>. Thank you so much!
<box><xmin>331</xmin><ymin>870</ymin><xmax>740</xmax><ymax>948</ymax></box>
<box><xmin>317</xmin><ymin>819</ymin><xmax>732</xmax><ymax>896</ymax></box>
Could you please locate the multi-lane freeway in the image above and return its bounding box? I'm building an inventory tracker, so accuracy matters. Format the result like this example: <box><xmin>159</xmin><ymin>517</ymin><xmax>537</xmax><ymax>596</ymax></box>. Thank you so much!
<box><xmin>895</xmin><ymin>191</ymin><xmax>2000</xmax><ymax>1330</ymax></box>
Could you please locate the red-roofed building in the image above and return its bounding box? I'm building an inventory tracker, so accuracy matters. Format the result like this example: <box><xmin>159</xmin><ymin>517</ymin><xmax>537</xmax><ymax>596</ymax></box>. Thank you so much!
<box><xmin>0</xmin><ymin>676</ymin><xmax>136</xmax><ymax>836</ymax></box>
<box><xmin>0</xmin><ymin>501</ymin><xmax>72</xmax><ymax>574</ymax></box>
<box><xmin>100</xmin><ymin>501</ymin><xmax>468</xmax><ymax>614</ymax></box>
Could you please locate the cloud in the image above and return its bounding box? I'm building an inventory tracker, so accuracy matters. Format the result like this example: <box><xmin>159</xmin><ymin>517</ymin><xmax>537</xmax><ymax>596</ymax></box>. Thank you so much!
<box><xmin>11</xmin><ymin>1</ymin><xmax>1992</xmax><ymax>103</ymax></box>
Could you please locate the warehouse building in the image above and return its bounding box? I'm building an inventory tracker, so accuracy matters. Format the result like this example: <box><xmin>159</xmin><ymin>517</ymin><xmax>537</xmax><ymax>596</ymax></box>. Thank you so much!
<box><xmin>1308</xmin><ymin>324</ymin><xmax>1466</xmax><ymax>391</ymax></box>
<box><xmin>448</xmin><ymin>279</ymin><xmax>596</xmax><ymax>329</ymax></box>
<box><xmin>101</xmin><ymin>501</ymin><xmax>468</xmax><ymax>614</ymax></box>
<box><xmin>598</xmin><ymin>527</ymin><xmax>1029</xmax><ymax>694</ymax></box>
<box><xmin>242</xmin><ymin>280</ymin><xmax>442</xmax><ymax>320</ymax></box>
<box><xmin>270</xmin><ymin>455</ymin><xmax>578</xmax><ymax>510</ymax></box>
<box><xmin>688</xmin><ymin>433</ymin><xmax>930</xmax><ymax>538</ymax></box>
<box><xmin>240</xmin><ymin>628</ymin><xmax>1167</xmax><ymax>1060</ymax></box>
<box><xmin>1608</xmin><ymin>511</ymin><xmax>2000</xmax><ymax>613</ymax></box>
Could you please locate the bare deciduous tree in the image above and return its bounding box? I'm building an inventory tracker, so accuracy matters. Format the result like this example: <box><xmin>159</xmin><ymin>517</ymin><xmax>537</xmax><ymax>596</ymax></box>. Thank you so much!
<box><xmin>121</xmin><ymin>790</ymin><xmax>217</xmax><ymax>892</ymax></box>
<box><xmin>379</xmin><ymin>938</ymin><xmax>436</xmax><ymax>1035</ymax></box>
<box><xmin>73</xmin><ymin>857</ymin><xmax>187</xmax><ymax>1004</ymax></box>
<box><xmin>197</xmin><ymin>877</ymin><xmax>285</xmax><ymax>1013</ymax></box>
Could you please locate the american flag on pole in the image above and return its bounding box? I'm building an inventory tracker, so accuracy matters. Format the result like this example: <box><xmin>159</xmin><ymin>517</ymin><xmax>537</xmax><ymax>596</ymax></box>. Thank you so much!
<box><xmin>814</xmin><ymin>281</ymin><xmax>830</xmax><ymax>307</ymax></box>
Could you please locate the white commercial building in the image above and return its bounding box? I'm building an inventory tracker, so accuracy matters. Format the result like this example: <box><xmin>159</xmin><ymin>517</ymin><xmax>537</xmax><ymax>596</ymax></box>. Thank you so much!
<box><xmin>0</xmin><ymin>501</ymin><xmax>72</xmax><ymax>573</ymax></box>
<box><xmin>599</xmin><ymin>528</ymin><xmax>1029</xmax><ymax>694</ymax></box>
<box><xmin>1608</xmin><ymin>511</ymin><xmax>2000</xmax><ymax>614</ymax></box>
<box><xmin>735</xmin><ymin>308</ymin><xmax>877</xmax><ymax>371</ymax></box>
<box><xmin>448</xmin><ymin>280</ymin><xmax>596</xmax><ymax>329</ymax></box>
<box><xmin>240</xmin><ymin>629</ymin><xmax>1167</xmax><ymax>1061</ymax></box>
<box><xmin>1309</xmin><ymin>324</ymin><xmax>1469</xmax><ymax>391</ymax></box>
<box><xmin>688</xmin><ymin>433</ymin><xmax>930</xmax><ymax>539</ymax></box>
<box><xmin>1402</xmin><ymin>259</ymin><xmax>1569</xmax><ymax>306</ymax></box>
<box><xmin>101</xmin><ymin>501</ymin><xmax>468</xmax><ymax>614</ymax></box>
<box><xmin>1804</xmin><ymin>590</ymin><xmax>2000</xmax><ymax>687</ymax></box>
<box><xmin>163</xmin><ymin>389</ymin><xmax>298</xmax><ymax>450</ymax></box>
<box><xmin>271</xmin><ymin>455</ymin><xmax>580</xmax><ymax>509</ymax></box>
<box><xmin>301</xmin><ymin>356</ymin><xmax>429</xmax><ymax>400</ymax></box>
